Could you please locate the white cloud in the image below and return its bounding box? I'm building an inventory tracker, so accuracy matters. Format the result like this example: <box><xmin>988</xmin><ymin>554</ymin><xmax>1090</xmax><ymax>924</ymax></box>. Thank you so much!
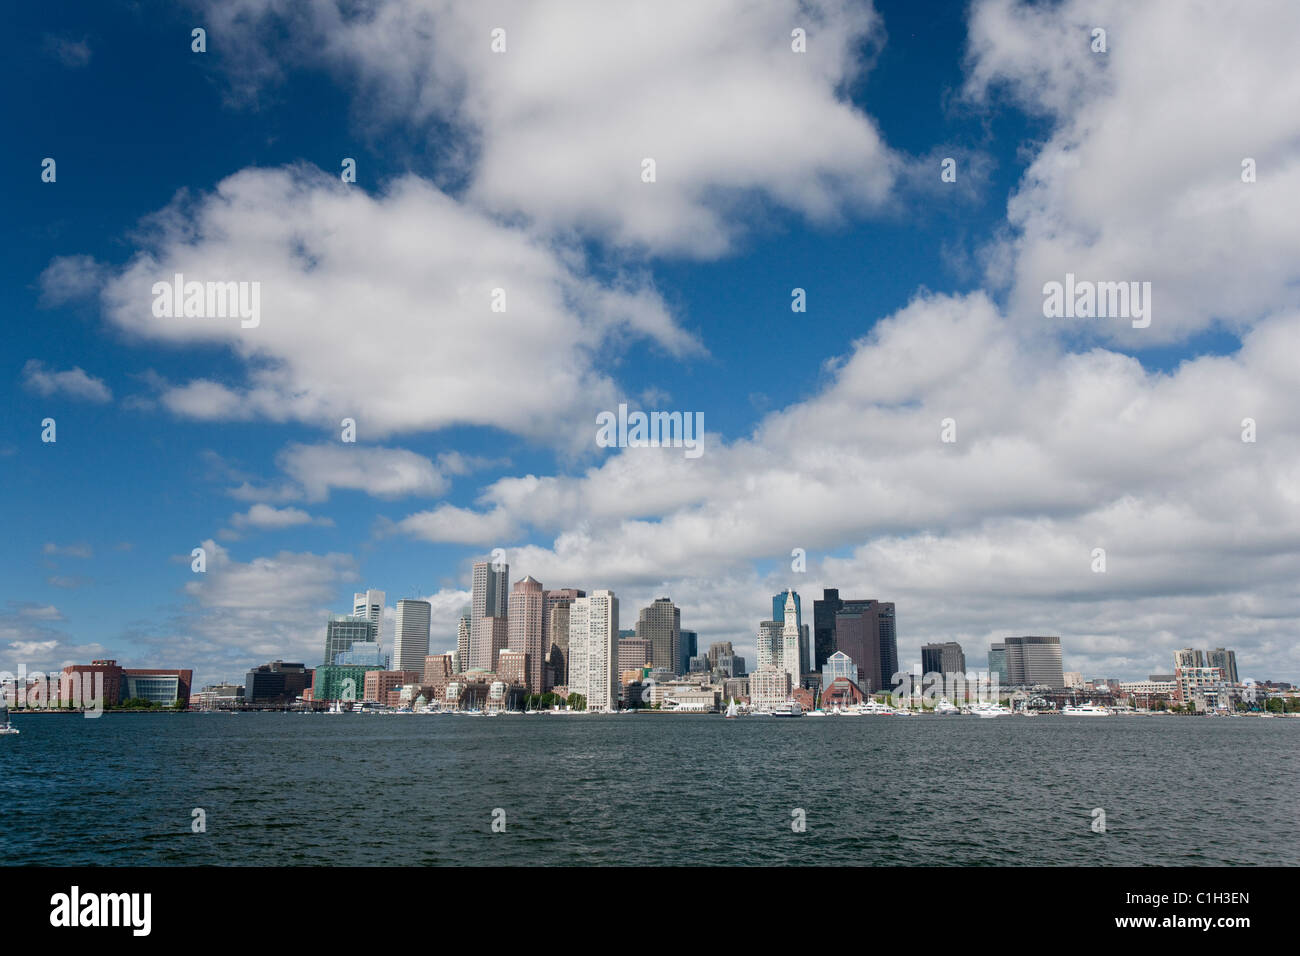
<box><xmin>99</xmin><ymin>166</ymin><xmax>696</xmax><ymax>442</ymax></box>
<box><xmin>229</xmin><ymin>503</ymin><xmax>333</xmax><ymax>530</ymax></box>
<box><xmin>965</xmin><ymin>0</ymin><xmax>1300</xmax><ymax>344</ymax></box>
<box><xmin>192</xmin><ymin>0</ymin><xmax>897</xmax><ymax>255</ymax></box>
<box><xmin>22</xmin><ymin>360</ymin><xmax>112</xmax><ymax>403</ymax></box>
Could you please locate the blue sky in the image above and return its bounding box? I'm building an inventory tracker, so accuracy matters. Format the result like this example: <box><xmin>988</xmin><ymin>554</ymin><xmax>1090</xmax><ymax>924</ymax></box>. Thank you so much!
<box><xmin>4</xmin><ymin>0</ymin><xmax>1298</xmax><ymax>687</ymax></box>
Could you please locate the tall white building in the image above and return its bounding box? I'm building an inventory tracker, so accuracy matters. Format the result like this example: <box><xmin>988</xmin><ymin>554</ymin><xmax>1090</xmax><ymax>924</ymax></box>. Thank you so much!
<box><xmin>568</xmin><ymin>590</ymin><xmax>619</xmax><ymax>711</ymax></box>
<box><xmin>353</xmin><ymin>589</ymin><xmax>386</xmax><ymax>647</ymax></box>
<box><xmin>393</xmin><ymin>599</ymin><xmax>431</xmax><ymax>673</ymax></box>
<box><xmin>781</xmin><ymin>589</ymin><xmax>801</xmax><ymax>689</ymax></box>
<box><xmin>757</xmin><ymin>620</ymin><xmax>783</xmax><ymax>671</ymax></box>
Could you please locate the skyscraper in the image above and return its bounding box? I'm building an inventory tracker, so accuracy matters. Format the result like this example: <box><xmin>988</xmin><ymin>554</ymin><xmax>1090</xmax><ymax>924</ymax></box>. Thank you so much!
<box><xmin>833</xmin><ymin>605</ymin><xmax>881</xmax><ymax>692</ymax></box>
<box><xmin>1001</xmin><ymin>636</ymin><xmax>1064</xmax><ymax>688</ymax></box>
<box><xmin>988</xmin><ymin>642</ymin><xmax>1007</xmax><ymax>685</ymax></box>
<box><xmin>1208</xmin><ymin>648</ymin><xmax>1239</xmax><ymax>684</ymax></box>
<box><xmin>678</xmin><ymin>629</ymin><xmax>698</xmax><ymax>676</ymax></box>
<box><xmin>921</xmin><ymin>642</ymin><xmax>966</xmax><ymax>678</ymax></box>
<box><xmin>454</xmin><ymin>609</ymin><xmax>470</xmax><ymax>674</ymax></box>
<box><xmin>1174</xmin><ymin>648</ymin><xmax>1205</xmax><ymax>670</ymax></box>
<box><xmin>470</xmin><ymin>559</ymin><xmax>509</xmax><ymax>670</ymax></box>
<box><xmin>757</xmin><ymin>620</ymin><xmax>784</xmax><ymax>671</ymax></box>
<box><xmin>508</xmin><ymin>576</ymin><xmax>545</xmax><ymax>693</ymax></box>
<box><xmin>323</xmin><ymin>614</ymin><xmax>378</xmax><ymax>666</ymax></box>
<box><xmin>547</xmin><ymin>602</ymin><xmax>572</xmax><ymax>690</ymax></box>
<box><xmin>781</xmin><ymin>589</ymin><xmax>801</xmax><ymax>688</ymax></box>
<box><xmin>813</xmin><ymin>588</ymin><xmax>842</xmax><ymax>673</ymax></box>
<box><xmin>636</xmin><ymin>598</ymin><xmax>681</xmax><ymax>674</ymax></box>
<box><xmin>569</xmin><ymin>590</ymin><xmax>619</xmax><ymax>711</ymax></box>
<box><xmin>392</xmin><ymin>599</ymin><xmax>431</xmax><ymax>674</ymax></box>
<box><xmin>543</xmin><ymin>589</ymin><xmax>584</xmax><ymax>673</ymax></box>
<box><xmin>353</xmin><ymin>589</ymin><xmax>386</xmax><ymax>647</ymax></box>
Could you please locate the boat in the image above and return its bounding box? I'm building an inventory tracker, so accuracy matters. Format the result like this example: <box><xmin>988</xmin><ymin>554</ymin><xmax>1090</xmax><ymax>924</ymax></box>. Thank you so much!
<box><xmin>805</xmin><ymin>709</ymin><xmax>828</xmax><ymax>717</ymax></box>
<box><xmin>933</xmin><ymin>697</ymin><xmax>960</xmax><ymax>715</ymax></box>
<box><xmin>0</xmin><ymin>701</ymin><xmax>17</xmax><ymax>736</ymax></box>
<box><xmin>725</xmin><ymin>698</ymin><xmax>739</xmax><ymax>719</ymax></box>
<box><xmin>967</xmin><ymin>701</ymin><xmax>1011</xmax><ymax>718</ymax></box>
<box><xmin>1061</xmin><ymin>703</ymin><xmax>1113</xmax><ymax>716</ymax></box>
<box><xmin>770</xmin><ymin>700</ymin><xmax>804</xmax><ymax>717</ymax></box>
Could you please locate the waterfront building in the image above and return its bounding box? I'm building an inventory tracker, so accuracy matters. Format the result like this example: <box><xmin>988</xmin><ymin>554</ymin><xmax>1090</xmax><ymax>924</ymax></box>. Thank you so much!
<box><xmin>324</xmin><ymin>614</ymin><xmax>377</xmax><ymax>666</ymax></box>
<box><xmin>1175</xmin><ymin>665</ymin><xmax>1226</xmax><ymax>709</ymax></box>
<box><xmin>497</xmin><ymin>649</ymin><xmax>529</xmax><ymax>689</ymax></box>
<box><xmin>569</xmin><ymin>590</ymin><xmax>619</xmax><ymax>711</ymax></box>
<box><xmin>921</xmin><ymin>642</ymin><xmax>966</xmax><ymax>679</ymax></box>
<box><xmin>392</xmin><ymin>599</ymin><xmax>431</xmax><ymax>674</ymax></box>
<box><xmin>508</xmin><ymin>576</ymin><xmax>545</xmax><ymax>692</ymax></box>
<box><xmin>1001</xmin><ymin>636</ymin><xmax>1065</xmax><ymax>689</ymax></box>
<box><xmin>312</xmin><ymin>664</ymin><xmax>381</xmax><ymax>702</ymax></box>
<box><xmin>59</xmin><ymin>660</ymin><xmax>193</xmax><ymax>708</ymax></box>
<box><xmin>243</xmin><ymin>661</ymin><xmax>310</xmax><ymax>705</ymax></box>
<box><xmin>749</xmin><ymin>666</ymin><xmax>791</xmax><ymax>712</ymax></box>
<box><xmin>363</xmin><ymin>670</ymin><xmax>420</xmax><ymax>705</ymax></box>
<box><xmin>636</xmin><ymin>598</ymin><xmax>681</xmax><ymax>674</ymax></box>
<box><xmin>470</xmin><ymin>559</ymin><xmax>509</xmax><ymax>670</ymax></box>
<box><xmin>821</xmin><ymin>651</ymin><xmax>856</xmax><ymax>692</ymax></box>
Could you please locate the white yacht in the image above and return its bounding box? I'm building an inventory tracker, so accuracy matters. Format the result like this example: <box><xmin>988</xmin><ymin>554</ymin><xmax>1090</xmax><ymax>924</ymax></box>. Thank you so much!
<box><xmin>0</xmin><ymin>702</ymin><xmax>17</xmax><ymax>736</ymax></box>
<box><xmin>1061</xmin><ymin>703</ymin><xmax>1113</xmax><ymax>716</ymax></box>
<box><xmin>859</xmin><ymin>700</ymin><xmax>895</xmax><ymax>715</ymax></box>
<box><xmin>770</xmin><ymin>700</ymin><xmax>804</xmax><ymax>717</ymax></box>
<box><xmin>968</xmin><ymin>701</ymin><xmax>1011</xmax><ymax>718</ymax></box>
<box><xmin>933</xmin><ymin>698</ymin><xmax>961</xmax><ymax>715</ymax></box>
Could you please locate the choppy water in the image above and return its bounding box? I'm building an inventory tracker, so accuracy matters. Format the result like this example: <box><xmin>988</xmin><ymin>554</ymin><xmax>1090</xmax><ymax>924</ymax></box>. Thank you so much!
<box><xmin>2</xmin><ymin>712</ymin><xmax>1295</xmax><ymax>865</ymax></box>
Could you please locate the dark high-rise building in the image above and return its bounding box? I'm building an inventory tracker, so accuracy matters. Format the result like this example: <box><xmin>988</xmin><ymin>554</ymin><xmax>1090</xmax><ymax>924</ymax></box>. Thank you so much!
<box><xmin>877</xmin><ymin>602</ymin><xmax>897</xmax><ymax>688</ymax></box>
<box><xmin>814</xmin><ymin>591</ymin><xmax>898</xmax><ymax>690</ymax></box>
<box><xmin>988</xmin><ymin>643</ymin><xmax>1007</xmax><ymax>684</ymax></box>
<box><xmin>921</xmin><ymin>642</ymin><xmax>966</xmax><ymax>677</ymax></box>
<box><xmin>678</xmin><ymin>630</ymin><xmax>698</xmax><ymax>676</ymax></box>
<box><xmin>833</xmin><ymin>607</ymin><xmax>881</xmax><ymax>692</ymax></box>
<box><xmin>813</xmin><ymin>589</ymin><xmax>842</xmax><ymax>672</ymax></box>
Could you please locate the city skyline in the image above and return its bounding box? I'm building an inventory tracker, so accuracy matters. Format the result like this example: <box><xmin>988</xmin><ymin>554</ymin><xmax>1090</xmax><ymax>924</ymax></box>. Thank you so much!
<box><xmin>6</xmin><ymin>0</ymin><xmax>1300</xmax><ymax>694</ymax></box>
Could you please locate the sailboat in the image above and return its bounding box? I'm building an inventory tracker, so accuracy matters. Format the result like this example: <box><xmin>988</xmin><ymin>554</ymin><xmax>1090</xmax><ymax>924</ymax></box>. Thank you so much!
<box><xmin>0</xmin><ymin>700</ymin><xmax>18</xmax><ymax>736</ymax></box>
<box><xmin>725</xmin><ymin>698</ymin><xmax>738</xmax><ymax>719</ymax></box>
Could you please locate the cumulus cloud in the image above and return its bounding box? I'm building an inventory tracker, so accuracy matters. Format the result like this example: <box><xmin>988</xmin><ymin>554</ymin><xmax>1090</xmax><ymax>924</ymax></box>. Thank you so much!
<box><xmin>98</xmin><ymin>166</ymin><xmax>696</xmax><ymax>442</ymax></box>
<box><xmin>191</xmin><ymin>0</ymin><xmax>897</xmax><ymax>255</ymax></box>
<box><xmin>965</xmin><ymin>0</ymin><xmax>1300</xmax><ymax>344</ymax></box>
<box><xmin>229</xmin><ymin>503</ymin><xmax>333</xmax><ymax>531</ymax></box>
<box><xmin>22</xmin><ymin>360</ymin><xmax>112</xmax><ymax>403</ymax></box>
